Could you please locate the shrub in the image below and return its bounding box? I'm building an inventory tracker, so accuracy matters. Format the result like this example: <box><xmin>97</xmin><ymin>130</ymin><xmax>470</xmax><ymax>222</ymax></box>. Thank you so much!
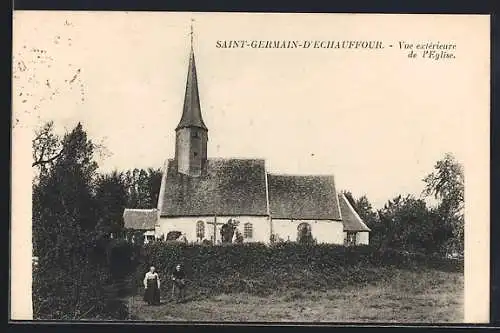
<box><xmin>126</xmin><ymin>243</ymin><xmax>462</xmax><ymax>298</ymax></box>
<box><xmin>234</xmin><ymin>230</ymin><xmax>244</xmax><ymax>244</ymax></box>
<box><xmin>33</xmin><ymin>254</ymin><xmax>129</xmax><ymax>320</ymax></box>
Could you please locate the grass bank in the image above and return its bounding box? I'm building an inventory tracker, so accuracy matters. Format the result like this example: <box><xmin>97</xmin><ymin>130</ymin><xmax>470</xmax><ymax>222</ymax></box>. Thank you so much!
<box><xmin>127</xmin><ymin>242</ymin><xmax>462</xmax><ymax>299</ymax></box>
<box><xmin>128</xmin><ymin>268</ymin><xmax>463</xmax><ymax>322</ymax></box>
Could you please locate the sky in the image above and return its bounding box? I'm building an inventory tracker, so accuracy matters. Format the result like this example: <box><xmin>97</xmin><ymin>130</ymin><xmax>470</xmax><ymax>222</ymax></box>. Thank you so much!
<box><xmin>12</xmin><ymin>12</ymin><xmax>489</xmax><ymax>209</ymax></box>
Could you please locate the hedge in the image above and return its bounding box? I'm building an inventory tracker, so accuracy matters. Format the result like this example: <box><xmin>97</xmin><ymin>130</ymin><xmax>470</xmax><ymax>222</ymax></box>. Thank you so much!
<box><xmin>124</xmin><ymin>242</ymin><xmax>463</xmax><ymax>297</ymax></box>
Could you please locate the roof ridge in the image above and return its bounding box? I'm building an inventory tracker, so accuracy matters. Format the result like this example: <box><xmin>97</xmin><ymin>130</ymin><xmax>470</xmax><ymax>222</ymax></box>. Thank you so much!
<box><xmin>339</xmin><ymin>193</ymin><xmax>371</xmax><ymax>232</ymax></box>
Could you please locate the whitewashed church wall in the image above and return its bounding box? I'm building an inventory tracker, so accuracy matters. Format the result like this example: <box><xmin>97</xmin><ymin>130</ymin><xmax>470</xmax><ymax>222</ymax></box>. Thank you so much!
<box><xmin>232</xmin><ymin>216</ymin><xmax>271</xmax><ymax>243</ymax></box>
<box><xmin>158</xmin><ymin>216</ymin><xmax>270</xmax><ymax>244</ymax></box>
<box><xmin>357</xmin><ymin>231</ymin><xmax>369</xmax><ymax>245</ymax></box>
<box><xmin>158</xmin><ymin>217</ymin><xmax>191</xmax><ymax>240</ymax></box>
<box><xmin>314</xmin><ymin>221</ymin><xmax>345</xmax><ymax>244</ymax></box>
<box><xmin>271</xmin><ymin>219</ymin><xmax>344</xmax><ymax>244</ymax></box>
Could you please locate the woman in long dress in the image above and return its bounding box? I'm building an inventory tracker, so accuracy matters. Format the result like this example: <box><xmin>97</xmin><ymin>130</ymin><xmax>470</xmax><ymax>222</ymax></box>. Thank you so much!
<box><xmin>143</xmin><ymin>266</ymin><xmax>161</xmax><ymax>305</ymax></box>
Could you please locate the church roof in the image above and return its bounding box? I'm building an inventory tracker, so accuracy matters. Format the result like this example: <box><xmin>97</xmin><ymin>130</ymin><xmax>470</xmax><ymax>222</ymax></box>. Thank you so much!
<box><xmin>123</xmin><ymin>208</ymin><xmax>158</xmax><ymax>230</ymax></box>
<box><xmin>176</xmin><ymin>47</ymin><xmax>208</xmax><ymax>131</ymax></box>
<box><xmin>267</xmin><ymin>174</ymin><xmax>342</xmax><ymax>220</ymax></box>
<box><xmin>338</xmin><ymin>193</ymin><xmax>371</xmax><ymax>232</ymax></box>
<box><xmin>160</xmin><ymin>158</ymin><xmax>268</xmax><ymax>217</ymax></box>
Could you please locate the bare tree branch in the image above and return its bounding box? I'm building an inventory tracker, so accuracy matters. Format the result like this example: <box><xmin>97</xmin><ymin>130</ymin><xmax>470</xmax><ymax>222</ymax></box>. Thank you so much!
<box><xmin>32</xmin><ymin>148</ymin><xmax>64</xmax><ymax>167</ymax></box>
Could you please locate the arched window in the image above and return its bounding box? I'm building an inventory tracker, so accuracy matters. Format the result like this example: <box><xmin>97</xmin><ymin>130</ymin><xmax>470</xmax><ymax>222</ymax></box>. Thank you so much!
<box><xmin>196</xmin><ymin>220</ymin><xmax>205</xmax><ymax>240</ymax></box>
<box><xmin>297</xmin><ymin>223</ymin><xmax>313</xmax><ymax>244</ymax></box>
<box><xmin>244</xmin><ymin>223</ymin><xmax>253</xmax><ymax>239</ymax></box>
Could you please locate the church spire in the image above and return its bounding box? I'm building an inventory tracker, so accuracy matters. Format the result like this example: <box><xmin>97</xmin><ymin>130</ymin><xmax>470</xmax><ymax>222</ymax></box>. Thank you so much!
<box><xmin>176</xmin><ymin>19</ymin><xmax>207</xmax><ymax>131</ymax></box>
<box><xmin>174</xmin><ymin>19</ymin><xmax>209</xmax><ymax>177</ymax></box>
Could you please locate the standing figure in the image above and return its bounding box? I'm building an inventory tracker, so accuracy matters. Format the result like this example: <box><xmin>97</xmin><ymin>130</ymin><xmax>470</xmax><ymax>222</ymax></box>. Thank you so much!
<box><xmin>143</xmin><ymin>266</ymin><xmax>161</xmax><ymax>305</ymax></box>
<box><xmin>171</xmin><ymin>264</ymin><xmax>186</xmax><ymax>302</ymax></box>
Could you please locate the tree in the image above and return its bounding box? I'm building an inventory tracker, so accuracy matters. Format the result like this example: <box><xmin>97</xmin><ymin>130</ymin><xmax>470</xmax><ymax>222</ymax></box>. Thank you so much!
<box><xmin>33</xmin><ymin>123</ymin><xmax>98</xmax><ymax>249</ymax></box>
<box><xmin>32</xmin><ymin>122</ymin><xmax>126</xmax><ymax>320</ymax></box>
<box><xmin>423</xmin><ymin>153</ymin><xmax>464</xmax><ymax>215</ymax></box>
<box><xmin>32</xmin><ymin>120</ymin><xmax>62</xmax><ymax>173</ymax></box>
<box><xmin>342</xmin><ymin>190</ymin><xmax>357</xmax><ymax>209</ymax></box>
<box><xmin>355</xmin><ymin>196</ymin><xmax>379</xmax><ymax>227</ymax></box>
<box><xmin>342</xmin><ymin>191</ymin><xmax>379</xmax><ymax>228</ymax></box>
<box><xmin>123</xmin><ymin>168</ymin><xmax>162</xmax><ymax>209</ymax></box>
<box><xmin>377</xmin><ymin>195</ymin><xmax>437</xmax><ymax>253</ymax></box>
<box><xmin>95</xmin><ymin>171</ymin><xmax>128</xmax><ymax>238</ymax></box>
<box><xmin>423</xmin><ymin>153</ymin><xmax>464</xmax><ymax>253</ymax></box>
<box><xmin>146</xmin><ymin>167</ymin><xmax>162</xmax><ymax>209</ymax></box>
<box><xmin>32</xmin><ymin>121</ymin><xmax>109</xmax><ymax>181</ymax></box>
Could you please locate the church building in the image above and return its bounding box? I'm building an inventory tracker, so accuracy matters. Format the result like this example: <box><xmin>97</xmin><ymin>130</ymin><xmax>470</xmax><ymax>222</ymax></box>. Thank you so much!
<box><xmin>123</xmin><ymin>34</ymin><xmax>370</xmax><ymax>246</ymax></box>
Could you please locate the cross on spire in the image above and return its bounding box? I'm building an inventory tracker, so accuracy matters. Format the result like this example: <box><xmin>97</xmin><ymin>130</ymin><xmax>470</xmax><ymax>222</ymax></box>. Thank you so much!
<box><xmin>190</xmin><ymin>18</ymin><xmax>194</xmax><ymax>49</ymax></box>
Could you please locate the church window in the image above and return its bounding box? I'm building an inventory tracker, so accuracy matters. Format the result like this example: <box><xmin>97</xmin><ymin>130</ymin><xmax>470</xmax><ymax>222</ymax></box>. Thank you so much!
<box><xmin>297</xmin><ymin>223</ymin><xmax>313</xmax><ymax>244</ymax></box>
<box><xmin>244</xmin><ymin>223</ymin><xmax>253</xmax><ymax>239</ymax></box>
<box><xmin>345</xmin><ymin>231</ymin><xmax>357</xmax><ymax>246</ymax></box>
<box><xmin>192</xmin><ymin>131</ymin><xmax>199</xmax><ymax>138</ymax></box>
<box><xmin>196</xmin><ymin>220</ymin><xmax>205</xmax><ymax>240</ymax></box>
<box><xmin>193</xmin><ymin>152</ymin><xmax>198</xmax><ymax>157</ymax></box>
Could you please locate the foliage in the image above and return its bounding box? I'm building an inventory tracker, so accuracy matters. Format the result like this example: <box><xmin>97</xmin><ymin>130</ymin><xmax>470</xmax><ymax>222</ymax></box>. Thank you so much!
<box><xmin>92</xmin><ymin>167</ymin><xmax>161</xmax><ymax>238</ymax></box>
<box><xmin>423</xmin><ymin>153</ymin><xmax>464</xmax><ymax>216</ymax></box>
<box><xmin>32</xmin><ymin>121</ymin><xmax>109</xmax><ymax>180</ymax></box>
<box><xmin>123</xmin><ymin>168</ymin><xmax>162</xmax><ymax>209</ymax></box>
<box><xmin>422</xmin><ymin>153</ymin><xmax>464</xmax><ymax>253</ymax></box>
<box><xmin>342</xmin><ymin>190</ymin><xmax>357</xmax><ymax>209</ymax></box>
<box><xmin>131</xmin><ymin>242</ymin><xmax>462</xmax><ymax>298</ymax></box>
<box><xmin>343</xmin><ymin>153</ymin><xmax>463</xmax><ymax>255</ymax></box>
<box><xmin>343</xmin><ymin>191</ymin><xmax>379</xmax><ymax>226</ymax></box>
<box><xmin>95</xmin><ymin>171</ymin><xmax>128</xmax><ymax>238</ymax></box>
<box><xmin>32</xmin><ymin>119</ymin><xmax>464</xmax><ymax>318</ymax></box>
<box><xmin>376</xmin><ymin>195</ymin><xmax>449</xmax><ymax>254</ymax></box>
<box><xmin>32</xmin><ymin>121</ymin><xmax>62</xmax><ymax>176</ymax></box>
<box><xmin>32</xmin><ymin>122</ymin><xmax>128</xmax><ymax>320</ymax></box>
<box><xmin>234</xmin><ymin>229</ymin><xmax>244</xmax><ymax>244</ymax></box>
<box><xmin>353</xmin><ymin>195</ymin><xmax>380</xmax><ymax>228</ymax></box>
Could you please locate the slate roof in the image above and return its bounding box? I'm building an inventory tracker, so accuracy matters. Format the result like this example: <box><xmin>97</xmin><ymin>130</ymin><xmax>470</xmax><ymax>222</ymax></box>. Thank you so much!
<box><xmin>160</xmin><ymin>158</ymin><xmax>268</xmax><ymax>217</ymax></box>
<box><xmin>123</xmin><ymin>209</ymin><xmax>158</xmax><ymax>230</ymax></box>
<box><xmin>267</xmin><ymin>174</ymin><xmax>342</xmax><ymax>220</ymax></box>
<box><xmin>338</xmin><ymin>193</ymin><xmax>371</xmax><ymax>232</ymax></box>
<box><xmin>176</xmin><ymin>47</ymin><xmax>207</xmax><ymax>131</ymax></box>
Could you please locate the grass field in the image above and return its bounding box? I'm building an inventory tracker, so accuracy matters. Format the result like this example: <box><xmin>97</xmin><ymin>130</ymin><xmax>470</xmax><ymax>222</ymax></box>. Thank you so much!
<box><xmin>127</xmin><ymin>268</ymin><xmax>463</xmax><ymax>322</ymax></box>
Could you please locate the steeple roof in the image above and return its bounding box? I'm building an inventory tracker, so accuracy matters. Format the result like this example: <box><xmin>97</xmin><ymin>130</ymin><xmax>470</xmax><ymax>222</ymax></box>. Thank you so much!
<box><xmin>176</xmin><ymin>44</ymin><xmax>208</xmax><ymax>131</ymax></box>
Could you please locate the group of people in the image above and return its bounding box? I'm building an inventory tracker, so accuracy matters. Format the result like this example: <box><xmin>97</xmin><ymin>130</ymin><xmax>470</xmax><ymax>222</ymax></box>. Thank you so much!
<box><xmin>143</xmin><ymin>264</ymin><xmax>186</xmax><ymax>305</ymax></box>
